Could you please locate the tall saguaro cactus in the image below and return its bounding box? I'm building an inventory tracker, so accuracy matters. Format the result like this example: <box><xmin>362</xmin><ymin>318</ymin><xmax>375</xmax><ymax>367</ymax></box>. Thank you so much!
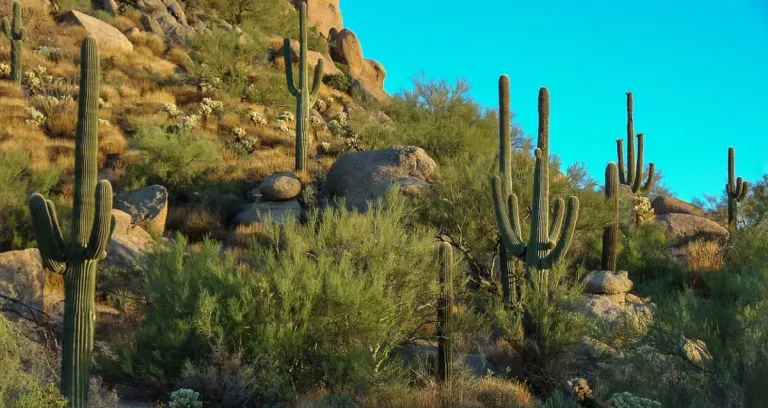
<box><xmin>616</xmin><ymin>92</ymin><xmax>655</xmax><ymax>194</ymax></box>
<box><xmin>602</xmin><ymin>163</ymin><xmax>619</xmax><ymax>271</ymax></box>
<box><xmin>2</xmin><ymin>0</ymin><xmax>25</xmax><ymax>85</ymax></box>
<box><xmin>491</xmin><ymin>78</ymin><xmax>580</xmax><ymax>290</ymax></box>
<box><xmin>284</xmin><ymin>1</ymin><xmax>323</xmax><ymax>172</ymax></box>
<box><xmin>726</xmin><ymin>146</ymin><xmax>749</xmax><ymax>227</ymax></box>
<box><xmin>28</xmin><ymin>37</ymin><xmax>115</xmax><ymax>408</ymax></box>
<box><xmin>495</xmin><ymin>75</ymin><xmax>519</xmax><ymax>304</ymax></box>
<box><xmin>436</xmin><ymin>242</ymin><xmax>454</xmax><ymax>384</ymax></box>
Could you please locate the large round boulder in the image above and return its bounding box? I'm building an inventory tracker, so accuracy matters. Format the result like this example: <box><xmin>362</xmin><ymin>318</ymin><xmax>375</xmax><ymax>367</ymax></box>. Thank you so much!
<box><xmin>259</xmin><ymin>172</ymin><xmax>301</xmax><ymax>201</ymax></box>
<box><xmin>324</xmin><ymin>146</ymin><xmax>438</xmax><ymax>211</ymax></box>
<box><xmin>585</xmin><ymin>270</ymin><xmax>633</xmax><ymax>295</ymax></box>
<box><xmin>114</xmin><ymin>185</ymin><xmax>169</xmax><ymax>236</ymax></box>
<box><xmin>651</xmin><ymin>196</ymin><xmax>707</xmax><ymax>217</ymax></box>
<box><xmin>652</xmin><ymin>213</ymin><xmax>728</xmax><ymax>245</ymax></box>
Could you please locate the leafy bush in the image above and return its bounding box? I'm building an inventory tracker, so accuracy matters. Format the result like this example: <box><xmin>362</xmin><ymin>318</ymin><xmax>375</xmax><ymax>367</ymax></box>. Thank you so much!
<box><xmin>0</xmin><ymin>319</ymin><xmax>68</xmax><ymax>407</ymax></box>
<box><xmin>121</xmin><ymin>125</ymin><xmax>222</xmax><ymax>191</ymax></box>
<box><xmin>120</xmin><ymin>193</ymin><xmax>439</xmax><ymax>405</ymax></box>
<box><xmin>0</xmin><ymin>149</ymin><xmax>61</xmax><ymax>251</ymax></box>
<box><xmin>323</xmin><ymin>73</ymin><xmax>351</xmax><ymax>93</ymax></box>
<box><xmin>617</xmin><ymin>222</ymin><xmax>683</xmax><ymax>286</ymax></box>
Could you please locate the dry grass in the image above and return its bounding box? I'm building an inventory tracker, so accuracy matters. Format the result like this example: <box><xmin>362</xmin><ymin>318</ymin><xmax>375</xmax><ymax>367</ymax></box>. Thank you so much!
<box><xmin>113</xmin><ymin>15</ymin><xmax>137</xmax><ymax>32</ymax></box>
<box><xmin>166</xmin><ymin>47</ymin><xmax>193</xmax><ymax>71</ymax></box>
<box><xmin>683</xmin><ymin>239</ymin><xmax>724</xmax><ymax>273</ymax></box>
<box><xmin>298</xmin><ymin>378</ymin><xmax>534</xmax><ymax>408</ymax></box>
<box><xmin>127</xmin><ymin>32</ymin><xmax>166</xmax><ymax>57</ymax></box>
<box><xmin>167</xmin><ymin>205</ymin><xmax>226</xmax><ymax>242</ymax></box>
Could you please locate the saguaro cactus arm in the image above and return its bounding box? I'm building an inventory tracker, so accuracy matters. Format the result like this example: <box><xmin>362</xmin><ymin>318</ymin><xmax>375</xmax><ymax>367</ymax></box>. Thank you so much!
<box><xmin>542</xmin><ymin>196</ymin><xmax>579</xmax><ymax>269</ymax></box>
<box><xmin>726</xmin><ymin>147</ymin><xmax>749</xmax><ymax>200</ymax></box>
<box><xmin>283</xmin><ymin>38</ymin><xmax>299</xmax><ymax>97</ymax></box>
<box><xmin>1</xmin><ymin>1</ymin><xmax>25</xmax><ymax>40</ymax></box>
<box><xmin>85</xmin><ymin>181</ymin><xmax>115</xmax><ymax>260</ymax></box>
<box><xmin>617</xmin><ymin>92</ymin><xmax>655</xmax><ymax>194</ymax></box>
<box><xmin>29</xmin><ymin>194</ymin><xmax>67</xmax><ymax>273</ymax></box>
<box><xmin>491</xmin><ymin>176</ymin><xmax>526</xmax><ymax>257</ymax></box>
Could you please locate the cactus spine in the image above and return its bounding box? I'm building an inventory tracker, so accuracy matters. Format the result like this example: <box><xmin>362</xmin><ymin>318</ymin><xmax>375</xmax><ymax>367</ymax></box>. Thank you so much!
<box><xmin>491</xmin><ymin>78</ymin><xmax>580</xmax><ymax>290</ymax></box>
<box><xmin>495</xmin><ymin>75</ymin><xmax>518</xmax><ymax>304</ymax></box>
<box><xmin>616</xmin><ymin>92</ymin><xmax>655</xmax><ymax>194</ymax></box>
<box><xmin>284</xmin><ymin>1</ymin><xmax>323</xmax><ymax>172</ymax></box>
<box><xmin>436</xmin><ymin>242</ymin><xmax>453</xmax><ymax>384</ymax></box>
<box><xmin>602</xmin><ymin>163</ymin><xmax>619</xmax><ymax>271</ymax></box>
<box><xmin>726</xmin><ymin>147</ymin><xmax>749</xmax><ymax>227</ymax></box>
<box><xmin>2</xmin><ymin>0</ymin><xmax>25</xmax><ymax>85</ymax></box>
<box><xmin>28</xmin><ymin>37</ymin><xmax>114</xmax><ymax>408</ymax></box>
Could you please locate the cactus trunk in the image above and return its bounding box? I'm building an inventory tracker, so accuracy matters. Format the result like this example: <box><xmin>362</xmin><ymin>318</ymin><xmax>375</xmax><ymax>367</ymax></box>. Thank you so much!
<box><xmin>60</xmin><ymin>261</ymin><xmax>97</xmax><ymax>406</ymax></box>
<box><xmin>28</xmin><ymin>37</ymin><xmax>114</xmax><ymax>407</ymax></box>
<box><xmin>285</xmin><ymin>1</ymin><xmax>323</xmax><ymax>172</ymax></box>
<box><xmin>436</xmin><ymin>242</ymin><xmax>453</xmax><ymax>384</ymax></box>
<box><xmin>616</xmin><ymin>92</ymin><xmax>655</xmax><ymax>194</ymax></box>
<box><xmin>726</xmin><ymin>147</ymin><xmax>749</xmax><ymax>228</ymax></box>
<box><xmin>601</xmin><ymin>163</ymin><xmax>619</xmax><ymax>271</ymax></box>
<box><xmin>491</xmin><ymin>77</ymin><xmax>579</xmax><ymax>298</ymax></box>
<box><xmin>2</xmin><ymin>1</ymin><xmax>25</xmax><ymax>85</ymax></box>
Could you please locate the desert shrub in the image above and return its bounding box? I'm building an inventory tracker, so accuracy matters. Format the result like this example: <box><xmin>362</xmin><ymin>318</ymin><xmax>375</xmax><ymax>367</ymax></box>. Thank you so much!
<box><xmin>120</xmin><ymin>193</ymin><xmax>438</xmax><ymax>405</ymax></box>
<box><xmin>121</xmin><ymin>125</ymin><xmax>221</xmax><ymax>191</ymax></box>
<box><xmin>0</xmin><ymin>318</ymin><xmax>68</xmax><ymax>407</ymax></box>
<box><xmin>187</xmin><ymin>29</ymin><xmax>268</xmax><ymax>99</ymax></box>
<box><xmin>602</xmin><ymin>225</ymin><xmax>768</xmax><ymax>407</ymax></box>
<box><xmin>0</xmin><ymin>149</ymin><xmax>61</xmax><ymax>251</ymax></box>
<box><xmin>492</xmin><ymin>263</ymin><xmax>592</xmax><ymax>397</ymax></box>
<box><xmin>323</xmin><ymin>73</ymin><xmax>351</xmax><ymax>93</ymax></box>
<box><xmin>616</xmin><ymin>222</ymin><xmax>683</xmax><ymax>287</ymax></box>
<box><xmin>51</xmin><ymin>0</ymin><xmax>92</xmax><ymax>12</ymax></box>
<box><xmin>243</xmin><ymin>70</ymin><xmax>293</xmax><ymax>108</ymax></box>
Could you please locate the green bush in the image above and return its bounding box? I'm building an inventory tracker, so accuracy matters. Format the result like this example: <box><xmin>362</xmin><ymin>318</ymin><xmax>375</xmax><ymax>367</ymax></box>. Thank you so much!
<box><xmin>0</xmin><ymin>150</ymin><xmax>61</xmax><ymax>251</ymax></box>
<box><xmin>0</xmin><ymin>319</ymin><xmax>68</xmax><ymax>407</ymax></box>
<box><xmin>120</xmin><ymin>193</ymin><xmax>438</xmax><ymax>405</ymax></box>
<box><xmin>617</xmin><ymin>222</ymin><xmax>683</xmax><ymax>286</ymax></box>
<box><xmin>243</xmin><ymin>70</ymin><xmax>293</xmax><ymax>108</ymax></box>
<box><xmin>121</xmin><ymin>125</ymin><xmax>222</xmax><ymax>192</ymax></box>
<box><xmin>323</xmin><ymin>73</ymin><xmax>351</xmax><ymax>93</ymax></box>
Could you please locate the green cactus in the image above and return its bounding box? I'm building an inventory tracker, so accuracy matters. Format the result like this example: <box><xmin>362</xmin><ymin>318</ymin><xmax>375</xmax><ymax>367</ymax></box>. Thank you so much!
<box><xmin>602</xmin><ymin>162</ymin><xmax>619</xmax><ymax>271</ymax></box>
<box><xmin>436</xmin><ymin>242</ymin><xmax>453</xmax><ymax>384</ymax></box>
<box><xmin>28</xmin><ymin>37</ymin><xmax>115</xmax><ymax>408</ymax></box>
<box><xmin>2</xmin><ymin>0</ymin><xmax>25</xmax><ymax>85</ymax></box>
<box><xmin>495</xmin><ymin>75</ymin><xmax>519</xmax><ymax>304</ymax></box>
<box><xmin>726</xmin><ymin>146</ymin><xmax>749</xmax><ymax>227</ymax></box>
<box><xmin>616</xmin><ymin>92</ymin><xmax>655</xmax><ymax>194</ymax></box>
<box><xmin>491</xmin><ymin>78</ymin><xmax>580</xmax><ymax>290</ymax></box>
<box><xmin>284</xmin><ymin>1</ymin><xmax>323</xmax><ymax>172</ymax></box>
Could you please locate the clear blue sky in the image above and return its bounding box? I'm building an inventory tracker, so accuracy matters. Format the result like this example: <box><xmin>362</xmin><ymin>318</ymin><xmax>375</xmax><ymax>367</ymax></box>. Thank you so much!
<box><xmin>341</xmin><ymin>0</ymin><xmax>768</xmax><ymax>202</ymax></box>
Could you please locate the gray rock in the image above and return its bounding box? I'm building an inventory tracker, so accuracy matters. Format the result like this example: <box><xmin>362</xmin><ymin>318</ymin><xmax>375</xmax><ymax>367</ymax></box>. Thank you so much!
<box><xmin>103</xmin><ymin>0</ymin><xmax>119</xmax><ymax>14</ymax></box>
<box><xmin>233</xmin><ymin>199</ymin><xmax>301</xmax><ymax>226</ymax></box>
<box><xmin>585</xmin><ymin>270</ymin><xmax>633</xmax><ymax>295</ymax></box>
<box><xmin>55</xmin><ymin>11</ymin><xmax>134</xmax><ymax>54</ymax></box>
<box><xmin>105</xmin><ymin>210</ymin><xmax>154</xmax><ymax>268</ymax></box>
<box><xmin>324</xmin><ymin>145</ymin><xmax>438</xmax><ymax>211</ymax></box>
<box><xmin>114</xmin><ymin>185</ymin><xmax>169</xmax><ymax>236</ymax></box>
<box><xmin>651</xmin><ymin>196</ymin><xmax>707</xmax><ymax>217</ymax></box>
<box><xmin>140</xmin><ymin>13</ymin><xmax>164</xmax><ymax>37</ymax></box>
<box><xmin>0</xmin><ymin>249</ymin><xmax>45</xmax><ymax>311</ymax></box>
<box><xmin>574</xmin><ymin>293</ymin><xmax>654</xmax><ymax>331</ymax></box>
<box><xmin>652</xmin><ymin>213</ymin><xmax>728</xmax><ymax>245</ymax></box>
<box><xmin>164</xmin><ymin>0</ymin><xmax>188</xmax><ymax>25</ymax></box>
<box><xmin>259</xmin><ymin>172</ymin><xmax>301</xmax><ymax>201</ymax></box>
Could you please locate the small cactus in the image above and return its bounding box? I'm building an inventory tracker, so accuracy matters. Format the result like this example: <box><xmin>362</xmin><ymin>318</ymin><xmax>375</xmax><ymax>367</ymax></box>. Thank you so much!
<box><xmin>725</xmin><ymin>146</ymin><xmax>749</xmax><ymax>227</ymax></box>
<box><xmin>284</xmin><ymin>1</ymin><xmax>323</xmax><ymax>172</ymax></box>
<box><xmin>602</xmin><ymin>162</ymin><xmax>619</xmax><ymax>271</ymax></box>
<box><xmin>28</xmin><ymin>37</ymin><xmax>115</xmax><ymax>407</ymax></box>
<box><xmin>616</xmin><ymin>92</ymin><xmax>655</xmax><ymax>194</ymax></box>
<box><xmin>2</xmin><ymin>0</ymin><xmax>25</xmax><ymax>85</ymax></box>
<box><xmin>436</xmin><ymin>242</ymin><xmax>454</xmax><ymax>384</ymax></box>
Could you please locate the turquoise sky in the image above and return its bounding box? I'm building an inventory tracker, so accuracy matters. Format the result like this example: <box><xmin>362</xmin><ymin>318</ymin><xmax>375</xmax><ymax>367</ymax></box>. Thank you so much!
<box><xmin>342</xmin><ymin>0</ymin><xmax>768</xmax><ymax>202</ymax></box>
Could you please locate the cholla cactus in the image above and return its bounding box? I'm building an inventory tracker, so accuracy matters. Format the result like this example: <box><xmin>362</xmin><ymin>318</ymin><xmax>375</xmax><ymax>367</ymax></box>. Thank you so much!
<box><xmin>318</xmin><ymin>141</ymin><xmax>331</xmax><ymax>154</ymax></box>
<box><xmin>231</xmin><ymin>127</ymin><xmax>247</xmax><ymax>138</ymax></box>
<box><xmin>315</xmin><ymin>98</ymin><xmax>327</xmax><ymax>112</ymax></box>
<box><xmin>566</xmin><ymin>378</ymin><xmax>595</xmax><ymax>405</ymax></box>
<box><xmin>278</xmin><ymin>110</ymin><xmax>295</xmax><ymax>122</ymax></box>
<box><xmin>248</xmin><ymin>110</ymin><xmax>267</xmax><ymax>126</ymax></box>
<box><xmin>327</xmin><ymin>119</ymin><xmax>344</xmax><ymax>137</ymax></box>
<box><xmin>633</xmin><ymin>196</ymin><xmax>654</xmax><ymax>225</ymax></box>
<box><xmin>608</xmin><ymin>392</ymin><xmax>661</xmax><ymax>408</ymax></box>
<box><xmin>181</xmin><ymin>114</ymin><xmax>200</xmax><ymax>129</ymax></box>
<box><xmin>0</xmin><ymin>63</ymin><xmax>10</xmax><ymax>78</ymax></box>
<box><xmin>98</xmin><ymin>118</ymin><xmax>111</xmax><ymax>127</ymax></box>
<box><xmin>35</xmin><ymin>45</ymin><xmax>61</xmax><ymax>62</ymax></box>
<box><xmin>168</xmin><ymin>388</ymin><xmax>203</xmax><ymax>408</ymax></box>
<box><xmin>24</xmin><ymin>106</ymin><xmax>45</xmax><ymax>127</ymax></box>
<box><xmin>163</xmin><ymin>103</ymin><xmax>181</xmax><ymax>118</ymax></box>
<box><xmin>275</xmin><ymin>119</ymin><xmax>290</xmax><ymax>134</ymax></box>
<box><xmin>197</xmin><ymin>78</ymin><xmax>220</xmax><ymax>96</ymax></box>
<box><xmin>98</xmin><ymin>97</ymin><xmax>110</xmax><ymax>109</ymax></box>
<box><xmin>336</xmin><ymin>111</ymin><xmax>348</xmax><ymax>126</ymax></box>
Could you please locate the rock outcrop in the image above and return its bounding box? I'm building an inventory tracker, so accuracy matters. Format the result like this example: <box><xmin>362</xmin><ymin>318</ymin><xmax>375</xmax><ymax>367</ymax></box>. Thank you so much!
<box><xmin>328</xmin><ymin>28</ymin><xmax>389</xmax><ymax>102</ymax></box>
<box><xmin>324</xmin><ymin>146</ymin><xmax>438</xmax><ymax>211</ymax></box>
<box><xmin>290</xmin><ymin>0</ymin><xmax>343</xmax><ymax>38</ymax></box>
<box><xmin>114</xmin><ymin>185</ymin><xmax>169</xmax><ymax>236</ymax></box>
<box><xmin>0</xmin><ymin>249</ymin><xmax>45</xmax><ymax>310</ymax></box>
<box><xmin>55</xmin><ymin>10</ymin><xmax>134</xmax><ymax>54</ymax></box>
<box><xmin>106</xmin><ymin>209</ymin><xmax>154</xmax><ymax>268</ymax></box>
<box><xmin>273</xmin><ymin>39</ymin><xmax>341</xmax><ymax>77</ymax></box>
<box><xmin>651</xmin><ymin>196</ymin><xmax>707</xmax><ymax>217</ymax></box>
<box><xmin>652</xmin><ymin>213</ymin><xmax>728</xmax><ymax>245</ymax></box>
<box><xmin>259</xmin><ymin>172</ymin><xmax>302</xmax><ymax>201</ymax></box>
<box><xmin>575</xmin><ymin>271</ymin><xmax>653</xmax><ymax>331</ymax></box>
